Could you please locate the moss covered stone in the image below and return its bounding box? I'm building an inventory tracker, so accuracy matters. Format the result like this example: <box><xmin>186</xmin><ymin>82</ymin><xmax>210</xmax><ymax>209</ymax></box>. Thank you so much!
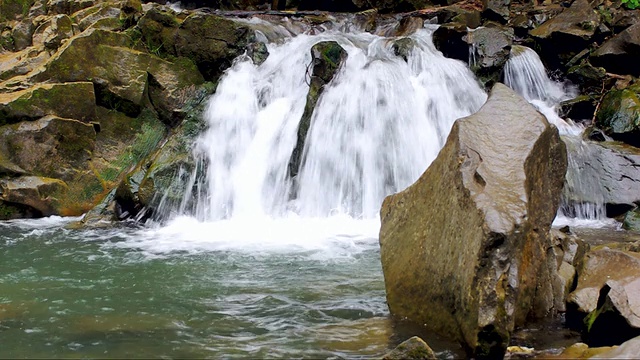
<box><xmin>0</xmin><ymin>82</ymin><xmax>96</xmax><ymax>125</ymax></box>
<box><xmin>595</xmin><ymin>84</ymin><xmax>640</xmax><ymax>147</ymax></box>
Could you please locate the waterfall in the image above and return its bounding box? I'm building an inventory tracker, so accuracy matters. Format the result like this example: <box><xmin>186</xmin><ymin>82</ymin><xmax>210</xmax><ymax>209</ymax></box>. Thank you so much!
<box><xmin>188</xmin><ymin>27</ymin><xmax>487</xmax><ymax>221</ymax></box>
<box><xmin>504</xmin><ymin>45</ymin><xmax>608</xmax><ymax>222</ymax></box>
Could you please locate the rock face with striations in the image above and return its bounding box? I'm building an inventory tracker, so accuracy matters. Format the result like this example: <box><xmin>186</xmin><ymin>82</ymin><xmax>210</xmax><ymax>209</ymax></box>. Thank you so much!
<box><xmin>379</xmin><ymin>83</ymin><xmax>567</xmax><ymax>358</ymax></box>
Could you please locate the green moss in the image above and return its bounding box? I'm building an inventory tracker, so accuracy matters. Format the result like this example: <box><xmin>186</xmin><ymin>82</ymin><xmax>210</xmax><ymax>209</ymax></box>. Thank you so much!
<box><xmin>0</xmin><ymin>0</ymin><xmax>35</xmax><ymax>22</ymax></box>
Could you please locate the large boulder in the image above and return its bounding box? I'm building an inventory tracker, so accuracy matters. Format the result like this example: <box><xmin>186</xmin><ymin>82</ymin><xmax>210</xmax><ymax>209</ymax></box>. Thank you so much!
<box><xmin>0</xmin><ymin>176</ymin><xmax>68</xmax><ymax>216</ymax></box>
<box><xmin>379</xmin><ymin>84</ymin><xmax>567</xmax><ymax>358</ymax></box>
<box><xmin>288</xmin><ymin>41</ymin><xmax>346</xmax><ymax>181</ymax></box>
<box><xmin>529</xmin><ymin>0</ymin><xmax>600</xmax><ymax>67</ymax></box>
<box><xmin>591</xmin><ymin>23</ymin><xmax>640</xmax><ymax>76</ymax></box>
<box><xmin>466</xmin><ymin>25</ymin><xmax>513</xmax><ymax>87</ymax></box>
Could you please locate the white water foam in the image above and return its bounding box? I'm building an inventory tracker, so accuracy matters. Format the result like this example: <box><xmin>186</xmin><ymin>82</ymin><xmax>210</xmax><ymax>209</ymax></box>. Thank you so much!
<box><xmin>133</xmin><ymin>26</ymin><xmax>488</xmax><ymax>255</ymax></box>
<box><xmin>192</xmin><ymin>28</ymin><xmax>486</xmax><ymax>223</ymax></box>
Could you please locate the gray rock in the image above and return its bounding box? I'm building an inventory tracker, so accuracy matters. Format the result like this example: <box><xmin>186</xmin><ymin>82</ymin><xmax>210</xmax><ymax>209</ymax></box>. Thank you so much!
<box><xmin>591</xmin><ymin>23</ymin><xmax>640</xmax><ymax>76</ymax></box>
<box><xmin>561</xmin><ymin>137</ymin><xmax>640</xmax><ymax>212</ymax></box>
<box><xmin>379</xmin><ymin>83</ymin><xmax>567</xmax><ymax>358</ymax></box>
<box><xmin>482</xmin><ymin>0</ymin><xmax>510</xmax><ymax>23</ymax></box>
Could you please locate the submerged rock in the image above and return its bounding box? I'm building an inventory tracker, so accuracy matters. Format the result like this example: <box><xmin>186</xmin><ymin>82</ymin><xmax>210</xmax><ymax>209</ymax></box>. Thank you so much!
<box><xmin>379</xmin><ymin>83</ymin><xmax>567</xmax><ymax>358</ymax></box>
<box><xmin>382</xmin><ymin>336</ymin><xmax>436</xmax><ymax>360</ymax></box>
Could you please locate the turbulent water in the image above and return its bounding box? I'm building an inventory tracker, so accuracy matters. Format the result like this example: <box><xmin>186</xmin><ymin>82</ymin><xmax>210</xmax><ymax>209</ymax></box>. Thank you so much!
<box><xmin>0</xmin><ymin>20</ymin><xmax>619</xmax><ymax>359</ymax></box>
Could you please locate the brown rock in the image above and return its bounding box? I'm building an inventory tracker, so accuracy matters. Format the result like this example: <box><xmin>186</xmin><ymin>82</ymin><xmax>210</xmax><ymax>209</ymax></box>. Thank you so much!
<box><xmin>379</xmin><ymin>83</ymin><xmax>567</xmax><ymax>358</ymax></box>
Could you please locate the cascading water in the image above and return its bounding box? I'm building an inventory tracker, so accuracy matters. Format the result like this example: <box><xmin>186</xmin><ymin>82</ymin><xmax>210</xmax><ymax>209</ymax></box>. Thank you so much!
<box><xmin>187</xmin><ymin>27</ymin><xmax>486</xmax><ymax>223</ymax></box>
<box><xmin>503</xmin><ymin>45</ymin><xmax>609</xmax><ymax>222</ymax></box>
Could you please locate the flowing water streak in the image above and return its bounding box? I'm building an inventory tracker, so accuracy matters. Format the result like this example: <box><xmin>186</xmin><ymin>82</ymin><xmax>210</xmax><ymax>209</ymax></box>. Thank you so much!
<box><xmin>504</xmin><ymin>45</ymin><xmax>608</xmax><ymax>222</ymax></box>
<box><xmin>191</xmin><ymin>27</ymin><xmax>487</xmax><ymax>222</ymax></box>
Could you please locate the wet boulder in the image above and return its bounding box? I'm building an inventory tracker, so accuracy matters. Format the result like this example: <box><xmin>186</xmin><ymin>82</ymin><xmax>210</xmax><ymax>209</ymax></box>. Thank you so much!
<box><xmin>382</xmin><ymin>336</ymin><xmax>436</xmax><ymax>360</ymax></box>
<box><xmin>288</xmin><ymin>41</ymin><xmax>347</xmax><ymax>181</ymax></box>
<box><xmin>379</xmin><ymin>84</ymin><xmax>567</xmax><ymax>358</ymax></box>
<box><xmin>595</xmin><ymin>83</ymin><xmax>640</xmax><ymax>147</ymax></box>
<box><xmin>568</xmin><ymin>249</ymin><xmax>640</xmax><ymax>347</ymax></box>
<box><xmin>482</xmin><ymin>0</ymin><xmax>509</xmax><ymax>24</ymax></box>
<box><xmin>591</xmin><ymin>23</ymin><xmax>640</xmax><ymax>77</ymax></box>
<box><xmin>561</xmin><ymin>137</ymin><xmax>640</xmax><ymax>214</ymax></box>
<box><xmin>529</xmin><ymin>0</ymin><xmax>600</xmax><ymax>68</ymax></box>
<box><xmin>466</xmin><ymin>25</ymin><xmax>513</xmax><ymax>88</ymax></box>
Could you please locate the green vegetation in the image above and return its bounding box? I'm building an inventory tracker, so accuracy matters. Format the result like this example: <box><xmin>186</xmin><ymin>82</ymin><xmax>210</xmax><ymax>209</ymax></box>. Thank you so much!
<box><xmin>622</xmin><ymin>0</ymin><xmax>639</xmax><ymax>9</ymax></box>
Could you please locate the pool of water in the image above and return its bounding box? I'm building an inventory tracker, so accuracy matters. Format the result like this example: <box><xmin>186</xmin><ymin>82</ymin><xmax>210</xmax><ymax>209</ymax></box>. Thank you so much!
<box><xmin>1</xmin><ymin>215</ymin><xmax>461</xmax><ymax>359</ymax></box>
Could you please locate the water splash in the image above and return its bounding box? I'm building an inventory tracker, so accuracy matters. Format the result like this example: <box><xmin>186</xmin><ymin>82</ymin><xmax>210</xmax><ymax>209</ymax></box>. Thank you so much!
<box><xmin>504</xmin><ymin>45</ymin><xmax>581</xmax><ymax>136</ymax></box>
<box><xmin>190</xmin><ymin>28</ymin><xmax>486</xmax><ymax>222</ymax></box>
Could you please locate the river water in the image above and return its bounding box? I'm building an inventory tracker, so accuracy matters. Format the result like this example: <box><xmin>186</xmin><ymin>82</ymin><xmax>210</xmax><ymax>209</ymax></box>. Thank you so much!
<box><xmin>0</xmin><ymin>19</ymin><xmax>619</xmax><ymax>359</ymax></box>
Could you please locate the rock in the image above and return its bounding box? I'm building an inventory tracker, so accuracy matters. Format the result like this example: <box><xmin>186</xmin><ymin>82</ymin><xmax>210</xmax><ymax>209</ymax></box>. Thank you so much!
<box><xmin>46</xmin><ymin>0</ymin><xmax>97</xmax><ymax>15</ymax></box>
<box><xmin>0</xmin><ymin>47</ymin><xmax>50</xmax><ymax>81</ymax></box>
<box><xmin>548</xmin><ymin>229</ymin><xmax>589</xmax><ymax>312</ymax></box>
<box><xmin>136</xmin><ymin>5</ymin><xmax>180</xmax><ymax>58</ymax></box>
<box><xmin>559</xmin><ymin>342</ymin><xmax>614</xmax><ymax>358</ymax></box>
<box><xmin>72</xmin><ymin>2</ymin><xmax>123</xmax><ymax>31</ymax></box>
<box><xmin>382</xmin><ymin>336</ymin><xmax>436</xmax><ymax>360</ymax></box>
<box><xmin>560</xmin><ymin>95</ymin><xmax>598</xmax><ymax>122</ymax></box>
<box><xmin>0</xmin><ymin>199</ymin><xmax>41</xmax><ymax>219</ymax></box>
<box><xmin>467</xmin><ymin>25</ymin><xmax>513</xmax><ymax>87</ymax></box>
<box><xmin>591</xmin><ymin>335</ymin><xmax>640</xmax><ymax>358</ymax></box>
<box><xmin>288</xmin><ymin>41</ymin><xmax>346</xmax><ymax>181</ymax></box>
<box><xmin>379</xmin><ymin>84</ymin><xmax>567</xmax><ymax>358</ymax></box>
<box><xmin>32</xmin><ymin>14</ymin><xmax>75</xmax><ymax>50</ymax></box>
<box><xmin>612</xmin><ymin>9</ymin><xmax>640</xmax><ymax>33</ymax></box>
<box><xmin>247</xmin><ymin>41</ymin><xmax>268</xmax><ymax>66</ymax></box>
<box><xmin>0</xmin><ymin>115</ymin><xmax>96</xmax><ymax>181</ymax></box>
<box><xmin>529</xmin><ymin>0</ymin><xmax>600</xmax><ymax>67</ymax></box>
<box><xmin>566</xmin><ymin>60</ymin><xmax>607</xmax><ymax>94</ymax></box>
<box><xmin>595</xmin><ymin>83</ymin><xmax>640</xmax><ymax>147</ymax></box>
<box><xmin>591</xmin><ymin>24</ymin><xmax>640</xmax><ymax>77</ymax></box>
<box><xmin>30</xmin><ymin>28</ymin><xmax>203</xmax><ymax>123</ymax></box>
<box><xmin>174</xmin><ymin>12</ymin><xmax>253</xmax><ymax>81</ymax></box>
<box><xmin>1</xmin><ymin>0</ymin><xmax>37</xmax><ymax>22</ymax></box>
<box><xmin>561</xmin><ymin>137</ymin><xmax>640</xmax><ymax>214</ymax></box>
<box><xmin>133</xmin><ymin>84</ymin><xmax>213</xmax><ymax>217</ymax></box>
<box><xmin>482</xmin><ymin>0</ymin><xmax>509</xmax><ymax>24</ymax></box>
<box><xmin>392</xmin><ymin>37</ymin><xmax>417</xmax><ymax>62</ymax></box>
<box><xmin>623</xmin><ymin>208</ymin><xmax>640</xmax><ymax>232</ymax></box>
<box><xmin>567</xmin><ymin>249</ymin><xmax>640</xmax><ymax>346</ymax></box>
<box><xmin>0</xmin><ymin>82</ymin><xmax>97</xmax><ymax>125</ymax></box>
<box><xmin>0</xmin><ymin>176</ymin><xmax>68</xmax><ymax>216</ymax></box>
<box><xmin>432</xmin><ymin>22</ymin><xmax>468</xmax><ymax>63</ymax></box>
<box><xmin>11</xmin><ymin>20</ymin><xmax>34</xmax><ymax>50</ymax></box>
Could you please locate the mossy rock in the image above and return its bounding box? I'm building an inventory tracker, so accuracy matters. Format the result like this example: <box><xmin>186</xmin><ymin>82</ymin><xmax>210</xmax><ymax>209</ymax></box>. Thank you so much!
<box><xmin>623</xmin><ymin>207</ymin><xmax>640</xmax><ymax>232</ymax></box>
<box><xmin>595</xmin><ymin>84</ymin><xmax>640</xmax><ymax>147</ymax></box>
<box><xmin>174</xmin><ymin>12</ymin><xmax>253</xmax><ymax>81</ymax></box>
<box><xmin>0</xmin><ymin>115</ymin><xmax>96</xmax><ymax>182</ymax></box>
<box><xmin>0</xmin><ymin>82</ymin><xmax>97</xmax><ymax>126</ymax></box>
<box><xmin>0</xmin><ymin>0</ymin><xmax>36</xmax><ymax>22</ymax></box>
<box><xmin>0</xmin><ymin>176</ymin><xmax>68</xmax><ymax>216</ymax></box>
<box><xmin>382</xmin><ymin>336</ymin><xmax>436</xmax><ymax>359</ymax></box>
